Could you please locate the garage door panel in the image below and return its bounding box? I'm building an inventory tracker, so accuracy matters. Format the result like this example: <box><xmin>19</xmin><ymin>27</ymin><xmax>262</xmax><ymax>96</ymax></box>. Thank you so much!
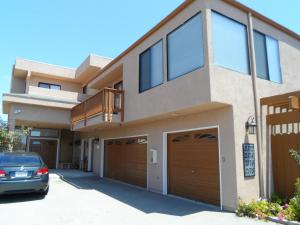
<box><xmin>168</xmin><ymin>128</ymin><xmax>220</xmax><ymax>206</ymax></box>
<box><xmin>104</xmin><ymin>136</ymin><xmax>147</xmax><ymax>188</ymax></box>
<box><xmin>171</xmin><ymin>186</ymin><xmax>219</xmax><ymax>206</ymax></box>
<box><xmin>169</xmin><ymin>173</ymin><xmax>219</xmax><ymax>187</ymax></box>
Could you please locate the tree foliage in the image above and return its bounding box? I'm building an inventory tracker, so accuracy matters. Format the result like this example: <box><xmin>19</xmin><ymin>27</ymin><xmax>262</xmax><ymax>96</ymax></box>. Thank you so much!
<box><xmin>0</xmin><ymin>118</ymin><xmax>30</xmax><ymax>152</ymax></box>
<box><xmin>289</xmin><ymin>149</ymin><xmax>300</xmax><ymax>165</ymax></box>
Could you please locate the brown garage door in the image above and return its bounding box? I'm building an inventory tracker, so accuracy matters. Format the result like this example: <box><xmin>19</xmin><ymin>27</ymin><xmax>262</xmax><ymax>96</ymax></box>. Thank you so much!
<box><xmin>168</xmin><ymin>128</ymin><xmax>220</xmax><ymax>206</ymax></box>
<box><xmin>104</xmin><ymin>136</ymin><xmax>147</xmax><ymax>188</ymax></box>
<box><xmin>29</xmin><ymin>139</ymin><xmax>57</xmax><ymax>169</ymax></box>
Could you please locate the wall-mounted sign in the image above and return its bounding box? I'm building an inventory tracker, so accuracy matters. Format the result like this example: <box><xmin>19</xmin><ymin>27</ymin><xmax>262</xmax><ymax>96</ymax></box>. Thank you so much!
<box><xmin>243</xmin><ymin>143</ymin><xmax>255</xmax><ymax>177</ymax></box>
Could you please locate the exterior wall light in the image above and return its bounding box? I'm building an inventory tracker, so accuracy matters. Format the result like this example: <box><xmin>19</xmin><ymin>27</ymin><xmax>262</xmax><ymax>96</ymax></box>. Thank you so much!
<box><xmin>13</xmin><ymin>108</ymin><xmax>21</xmax><ymax>114</ymax></box>
<box><xmin>246</xmin><ymin>116</ymin><xmax>256</xmax><ymax>134</ymax></box>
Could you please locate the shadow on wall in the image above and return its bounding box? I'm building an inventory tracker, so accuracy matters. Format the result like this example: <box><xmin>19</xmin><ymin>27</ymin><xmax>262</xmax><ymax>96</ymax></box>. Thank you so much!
<box><xmin>55</xmin><ymin>170</ymin><xmax>221</xmax><ymax>216</ymax></box>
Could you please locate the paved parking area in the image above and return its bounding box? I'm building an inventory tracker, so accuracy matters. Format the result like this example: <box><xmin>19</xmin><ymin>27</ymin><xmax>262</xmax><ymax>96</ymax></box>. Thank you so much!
<box><xmin>0</xmin><ymin>170</ymin><xmax>276</xmax><ymax>225</ymax></box>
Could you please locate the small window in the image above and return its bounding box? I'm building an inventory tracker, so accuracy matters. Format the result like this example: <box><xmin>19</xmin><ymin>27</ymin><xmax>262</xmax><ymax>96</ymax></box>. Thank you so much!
<box><xmin>172</xmin><ymin>135</ymin><xmax>190</xmax><ymax>142</ymax></box>
<box><xmin>30</xmin><ymin>128</ymin><xmax>59</xmax><ymax>138</ymax></box>
<box><xmin>114</xmin><ymin>81</ymin><xmax>123</xmax><ymax>90</ymax></box>
<box><xmin>254</xmin><ymin>31</ymin><xmax>282</xmax><ymax>83</ymax></box>
<box><xmin>50</xmin><ymin>84</ymin><xmax>61</xmax><ymax>90</ymax></box>
<box><xmin>139</xmin><ymin>40</ymin><xmax>163</xmax><ymax>93</ymax></box>
<box><xmin>32</xmin><ymin>141</ymin><xmax>41</xmax><ymax>145</ymax></box>
<box><xmin>38</xmin><ymin>82</ymin><xmax>61</xmax><ymax>90</ymax></box>
<box><xmin>113</xmin><ymin>81</ymin><xmax>123</xmax><ymax>114</ymax></box>
<box><xmin>137</xmin><ymin>138</ymin><xmax>147</xmax><ymax>144</ymax></box>
<box><xmin>82</xmin><ymin>86</ymin><xmax>87</xmax><ymax>94</ymax></box>
<box><xmin>126</xmin><ymin>139</ymin><xmax>136</xmax><ymax>145</ymax></box>
<box><xmin>107</xmin><ymin>141</ymin><xmax>113</xmax><ymax>146</ymax></box>
<box><xmin>38</xmin><ymin>83</ymin><xmax>49</xmax><ymax>89</ymax></box>
<box><xmin>194</xmin><ymin>133</ymin><xmax>217</xmax><ymax>140</ymax></box>
<box><xmin>115</xmin><ymin>140</ymin><xmax>122</xmax><ymax>145</ymax></box>
<box><xmin>167</xmin><ymin>13</ymin><xmax>204</xmax><ymax>80</ymax></box>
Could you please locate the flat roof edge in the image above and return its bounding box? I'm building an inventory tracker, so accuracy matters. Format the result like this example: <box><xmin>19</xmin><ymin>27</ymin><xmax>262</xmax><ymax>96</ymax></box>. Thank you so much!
<box><xmin>3</xmin><ymin>93</ymin><xmax>79</xmax><ymax>105</ymax></box>
<box><xmin>86</xmin><ymin>0</ymin><xmax>300</xmax><ymax>86</ymax></box>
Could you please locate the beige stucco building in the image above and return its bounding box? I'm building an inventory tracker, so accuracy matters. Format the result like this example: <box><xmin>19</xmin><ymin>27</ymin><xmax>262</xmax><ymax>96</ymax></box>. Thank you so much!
<box><xmin>2</xmin><ymin>0</ymin><xmax>300</xmax><ymax>210</ymax></box>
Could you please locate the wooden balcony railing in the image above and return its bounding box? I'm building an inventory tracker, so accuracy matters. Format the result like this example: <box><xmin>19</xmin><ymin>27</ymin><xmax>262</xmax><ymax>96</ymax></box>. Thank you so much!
<box><xmin>71</xmin><ymin>87</ymin><xmax>124</xmax><ymax>125</ymax></box>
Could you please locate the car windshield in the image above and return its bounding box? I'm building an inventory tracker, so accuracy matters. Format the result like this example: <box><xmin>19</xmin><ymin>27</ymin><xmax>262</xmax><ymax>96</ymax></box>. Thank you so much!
<box><xmin>0</xmin><ymin>154</ymin><xmax>41</xmax><ymax>166</ymax></box>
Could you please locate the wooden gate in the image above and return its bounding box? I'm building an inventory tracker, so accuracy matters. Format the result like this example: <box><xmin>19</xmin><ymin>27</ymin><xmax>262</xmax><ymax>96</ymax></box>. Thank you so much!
<box><xmin>271</xmin><ymin>133</ymin><xmax>300</xmax><ymax>198</ymax></box>
<box><xmin>261</xmin><ymin>91</ymin><xmax>300</xmax><ymax>198</ymax></box>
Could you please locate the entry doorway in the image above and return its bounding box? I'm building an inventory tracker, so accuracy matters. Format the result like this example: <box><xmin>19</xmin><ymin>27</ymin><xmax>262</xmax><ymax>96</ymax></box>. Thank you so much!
<box><xmin>29</xmin><ymin>139</ymin><xmax>58</xmax><ymax>169</ymax></box>
<box><xmin>81</xmin><ymin>139</ymin><xmax>95</xmax><ymax>172</ymax></box>
<box><xmin>81</xmin><ymin>140</ymin><xmax>89</xmax><ymax>171</ymax></box>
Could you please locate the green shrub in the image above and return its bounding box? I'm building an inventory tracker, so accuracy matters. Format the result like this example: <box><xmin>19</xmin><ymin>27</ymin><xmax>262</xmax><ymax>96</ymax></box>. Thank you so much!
<box><xmin>236</xmin><ymin>200</ymin><xmax>257</xmax><ymax>218</ymax></box>
<box><xmin>236</xmin><ymin>199</ymin><xmax>283</xmax><ymax>221</ymax></box>
<box><xmin>295</xmin><ymin>178</ymin><xmax>300</xmax><ymax>197</ymax></box>
<box><xmin>269</xmin><ymin>202</ymin><xmax>282</xmax><ymax>217</ymax></box>
<box><xmin>237</xmin><ymin>179</ymin><xmax>300</xmax><ymax>222</ymax></box>
<box><xmin>271</xmin><ymin>192</ymin><xmax>283</xmax><ymax>205</ymax></box>
<box><xmin>255</xmin><ymin>200</ymin><xmax>270</xmax><ymax>220</ymax></box>
<box><xmin>285</xmin><ymin>178</ymin><xmax>300</xmax><ymax>222</ymax></box>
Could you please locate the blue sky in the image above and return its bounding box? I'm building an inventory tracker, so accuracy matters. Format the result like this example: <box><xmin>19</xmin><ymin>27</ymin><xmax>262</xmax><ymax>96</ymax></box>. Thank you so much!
<box><xmin>0</xmin><ymin>0</ymin><xmax>299</xmax><ymax>121</ymax></box>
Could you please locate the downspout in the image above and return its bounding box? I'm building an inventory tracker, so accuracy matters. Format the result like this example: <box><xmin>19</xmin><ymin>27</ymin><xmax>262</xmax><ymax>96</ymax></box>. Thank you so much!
<box><xmin>247</xmin><ymin>13</ymin><xmax>264</xmax><ymax>197</ymax></box>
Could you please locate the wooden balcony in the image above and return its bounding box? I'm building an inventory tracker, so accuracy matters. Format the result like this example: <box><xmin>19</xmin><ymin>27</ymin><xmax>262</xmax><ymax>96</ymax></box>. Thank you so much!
<box><xmin>71</xmin><ymin>88</ymin><xmax>124</xmax><ymax>130</ymax></box>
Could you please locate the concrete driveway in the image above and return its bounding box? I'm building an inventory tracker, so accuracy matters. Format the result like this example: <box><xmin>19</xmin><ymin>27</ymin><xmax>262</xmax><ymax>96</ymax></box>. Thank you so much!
<box><xmin>0</xmin><ymin>170</ymin><xmax>276</xmax><ymax>225</ymax></box>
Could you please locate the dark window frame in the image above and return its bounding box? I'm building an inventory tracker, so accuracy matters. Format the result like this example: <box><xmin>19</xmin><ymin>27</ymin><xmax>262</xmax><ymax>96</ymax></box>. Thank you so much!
<box><xmin>139</xmin><ymin>39</ymin><xmax>164</xmax><ymax>93</ymax></box>
<box><xmin>166</xmin><ymin>12</ymin><xmax>205</xmax><ymax>81</ymax></box>
<box><xmin>38</xmin><ymin>82</ymin><xmax>61</xmax><ymax>90</ymax></box>
<box><xmin>211</xmin><ymin>10</ymin><xmax>251</xmax><ymax>75</ymax></box>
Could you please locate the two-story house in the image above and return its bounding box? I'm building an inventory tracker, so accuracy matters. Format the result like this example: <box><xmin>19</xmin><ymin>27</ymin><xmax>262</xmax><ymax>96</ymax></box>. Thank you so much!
<box><xmin>2</xmin><ymin>55</ymin><xmax>111</xmax><ymax>169</ymax></box>
<box><xmin>2</xmin><ymin>0</ymin><xmax>300</xmax><ymax>211</ymax></box>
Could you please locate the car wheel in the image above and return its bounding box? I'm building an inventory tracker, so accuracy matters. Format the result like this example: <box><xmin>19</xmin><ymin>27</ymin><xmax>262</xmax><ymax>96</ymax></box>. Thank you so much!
<box><xmin>39</xmin><ymin>187</ymin><xmax>49</xmax><ymax>196</ymax></box>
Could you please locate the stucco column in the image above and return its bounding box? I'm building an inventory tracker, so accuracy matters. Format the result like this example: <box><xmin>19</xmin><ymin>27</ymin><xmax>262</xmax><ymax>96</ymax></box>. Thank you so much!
<box><xmin>25</xmin><ymin>71</ymin><xmax>31</xmax><ymax>93</ymax></box>
<box><xmin>80</xmin><ymin>139</ymin><xmax>84</xmax><ymax>170</ymax></box>
<box><xmin>8</xmin><ymin>117</ymin><xmax>15</xmax><ymax>132</ymax></box>
<box><xmin>100</xmin><ymin>138</ymin><xmax>104</xmax><ymax>177</ymax></box>
<box><xmin>87</xmin><ymin>138</ymin><xmax>93</xmax><ymax>172</ymax></box>
<box><xmin>56</xmin><ymin>138</ymin><xmax>60</xmax><ymax>169</ymax></box>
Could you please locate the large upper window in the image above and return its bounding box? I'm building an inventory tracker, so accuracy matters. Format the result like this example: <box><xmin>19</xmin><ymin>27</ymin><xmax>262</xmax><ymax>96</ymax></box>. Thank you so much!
<box><xmin>212</xmin><ymin>12</ymin><xmax>250</xmax><ymax>74</ymax></box>
<box><xmin>38</xmin><ymin>82</ymin><xmax>61</xmax><ymax>90</ymax></box>
<box><xmin>254</xmin><ymin>31</ymin><xmax>282</xmax><ymax>83</ymax></box>
<box><xmin>139</xmin><ymin>40</ymin><xmax>163</xmax><ymax>93</ymax></box>
<box><xmin>167</xmin><ymin>13</ymin><xmax>204</xmax><ymax>80</ymax></box>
